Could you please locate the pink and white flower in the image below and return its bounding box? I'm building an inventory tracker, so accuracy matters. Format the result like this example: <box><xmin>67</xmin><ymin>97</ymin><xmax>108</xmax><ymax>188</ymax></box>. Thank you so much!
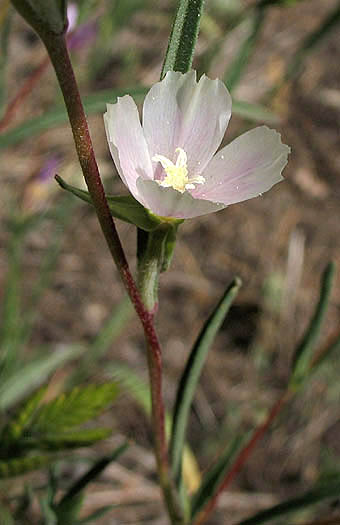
<box><xmin>104</xmin><ymin>71</ymin><xmax>290</xmax><ymax>219</ymax></box>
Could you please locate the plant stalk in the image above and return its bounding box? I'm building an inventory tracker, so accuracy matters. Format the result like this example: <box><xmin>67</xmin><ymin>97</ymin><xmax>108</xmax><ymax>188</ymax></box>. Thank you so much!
<box><xmin>42</xmin><ymin>33</ymin><xmax>182</xmax><ymax>524</ymax></box>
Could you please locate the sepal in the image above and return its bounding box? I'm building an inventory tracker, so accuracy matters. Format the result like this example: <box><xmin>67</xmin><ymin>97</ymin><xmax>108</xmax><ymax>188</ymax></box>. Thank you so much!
<box><xmin>55</xmin><ymin>175</ymin><xmax>163</xmax><ymax>231</ymax></box>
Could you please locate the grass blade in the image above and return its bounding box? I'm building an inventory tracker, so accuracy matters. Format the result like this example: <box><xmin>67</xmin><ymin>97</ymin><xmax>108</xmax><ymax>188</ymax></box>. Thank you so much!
<box><xmin>170</xmin><ymin>278</ymin><xmax>242</xmax><ymax>484</ymax></box>
<box><xmin>56</xmin><ymin>443</ymin><xmax>128</xmax><ymax>521</ymax></box>
<box><xmin>224</xmin><ymin>8</ymin><xmax>265</xmax><ymax>92</ymax></box>
<box><xmin>0</xmin><ymin>345</ymin><xmax>84</xmax><ymax>411</ymax></box>
<box><xmin>191</xmin><ymin>435</ymin><xmax>247</xmax><ymax>519</ymax></box>
<box><xmin>291</xmin><ymin>262</ymin><xmax>335</xmax><ymax>387</ymax></box>
<box><xmin>237</xmin><ymin>478</ymin><xmax>340</xmax><ymax>525</ymax></box>
<box><xmin>161</xmin><ymin>0</ymin><xmax>205</xmax><ymax>79</ymax></box>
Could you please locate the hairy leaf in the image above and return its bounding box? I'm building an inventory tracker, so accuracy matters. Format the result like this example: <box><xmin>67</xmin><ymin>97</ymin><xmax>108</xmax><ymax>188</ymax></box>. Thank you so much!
<box><xmin>161</xmin><ymin>0</ymin><xmax>205</xmax><ymax>78</ymax></box>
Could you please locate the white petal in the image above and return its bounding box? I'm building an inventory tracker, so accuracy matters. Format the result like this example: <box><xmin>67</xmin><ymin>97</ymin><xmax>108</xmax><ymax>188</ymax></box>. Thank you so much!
<box><xmin>192</xmin><ymin>126</ymin><xmax>290</xmax><ymax>205</ymax></box>
<box><xmin>104</xmin><ymin>96</ymin><xmax>153</xmax><ymax>200</ymax></box>
<box><xmin>143</xmin><ymin>71</ymin><xmax>231</xmax><ymax>178</ymax></box>
<box><xmin>136</xmin><ymin>178</ymin><xmax>224</xmax><ymax>219</ymax></box>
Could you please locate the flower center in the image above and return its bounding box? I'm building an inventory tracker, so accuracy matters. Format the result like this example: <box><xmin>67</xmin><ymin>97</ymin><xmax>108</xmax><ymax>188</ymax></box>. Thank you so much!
<box><xmin>152</xmin><ymin>148</ymin><xmax>205</xmax><ymax>194</ymax></box>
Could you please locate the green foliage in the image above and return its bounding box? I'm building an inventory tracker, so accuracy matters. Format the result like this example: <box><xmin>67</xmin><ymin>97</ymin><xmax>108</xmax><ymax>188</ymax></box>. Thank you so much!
<box><xmin>0</xmin><ymin>383</ymin><xmax>118</xmax><ymax>479</ymax></box>
<box><xmin>161</xmin><ymin>0</ymin><xmax>205</xmax><ymax>78</ymax></box>
<box><xmin>55</xmin><ymin>175</ymin><xmax>163</xmax><ymax>231</ymax></box>
<box><xmin>0</xmin><ymin>454</ymin><xmax>53</xmax><ymax>479</ymax></box>
<box><xmin>0</xmin><ymin>346</ymin><xmax>85</xmax><ymax>411</ymax></box>
<box><xmin>237</xmin><ymin>477</ymin><xmax>340</xmax><ymax>525</ymax></box>
<box><xmin>191</xmin><ymin>435</ymin><xmax>247</xmax><ymax>519</ymax></box>
<box><xmin>55</xmin><ymin>443</ymin><xmax>128</xmax><ymax>522</ymax></box>
<box><xmin>170</xmin><ymin>278</ymin><xmax>242</xmax><ymax>484</ymax></box>
<box><xmin>224</xmin><ymin>8</ymin><xmax>265</xmax><ymax>92</ymax></box>
<box><xmin>30</xmin><ymin>383</ymin><xmax>118</xmax><ymax>433</ymax></box>
<box><xmin>291</xmin><ymin>262</ymin><xmax>335</xmax><ymax>388</ymax></box>
<box><xmin>0</xmin><ymin>88</ymin><xmax>278</xmax><ymax>151</ymax></box>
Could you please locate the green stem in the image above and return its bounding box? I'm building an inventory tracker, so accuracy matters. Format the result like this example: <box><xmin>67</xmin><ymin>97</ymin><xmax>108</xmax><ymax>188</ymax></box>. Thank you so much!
<box><xmin>137</xmin><ymin>226</ymin><xmax>170</xmax><ymax>313</ymax></box>
<box><xmin>41</xmin><ymin>32</ymin><xmax>182</xmax><ymax>524</ymax></box>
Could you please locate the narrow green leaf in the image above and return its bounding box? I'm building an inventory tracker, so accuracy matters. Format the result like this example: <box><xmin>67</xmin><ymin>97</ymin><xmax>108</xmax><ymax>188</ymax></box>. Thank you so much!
<box><xmin>2</xmin><ymin>386</ymin><xmax>47</xmax><ymax>442</ymax></box>
<box><xmin>31</xmin><ymin>383</ymin><xmax>118</xmax><ymax>433</ymax></box>
<box><xmin>0</xmin><ymin>86</ymin><xmax>277</xmax><ymax>150</ymax></box>
<box><xmin>0</xmin><ymin>87</ymin><xmax>147</xmax><ymax>150</ymax></box>
<box><xmin>55</xmin><ymin>175</ymin><xmax>161</xmax><ymax>231</ymax></box>
<box><xmin>224</xmin><ymin>8</ymin><xmax>265</xmax><ymax>92</ymax></box>
<box><xmin>237</xmin><ymin>478</ymin><xmax>340</xmax><ymax>525</ymax></box>
<box><xmin>191</xmin><ymin>434</ymin><xmax>247</xmax><ymax>518</ymax></box>
<box><xmin>232</xmin><ymin>99</ymin><xmax>279</xmax><ymax>124</ymax></box>
<box><xmin>161</xmin><ymin>0</ymin><xmax>205</xmax><ymax>79</ymax></box>
<box><xmin>107</xmin><ymin>362</ymin><xmax>201</xmax><ymax>496</ymax></box>
<box><xmin>285</xmin><ymin>2</ymin><xmax>340</xmax><ymax>83</ymax></box>
<box><xmin>56</xmin><ymin>443</ymin><xmax>128</xmax><ymax>519</ymax></box>
<box><xmin>291</xmin><ymin>262</ymin><xmax>336</xmax><ymax>387</ymax></box>
<box><xmin>0</xmin><ymin>345</ymin><xmax>84</xmax><ymax>411</ymax></box>
<box><xmin>22</xmin><ymin>428</ymin><xmax>112</xmax><ymax>450</ymax></box>
<box><xmin>170</xmin><ymin>277</ymin><xmax>242</xmax><ymax>484</ymax></box>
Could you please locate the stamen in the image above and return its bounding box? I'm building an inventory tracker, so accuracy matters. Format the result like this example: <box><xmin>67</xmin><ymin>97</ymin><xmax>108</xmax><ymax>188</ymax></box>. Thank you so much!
<box><xmin>152</xmin><ymin>148</ymin><xmax>205</xmax><ymax>194</ymax></box>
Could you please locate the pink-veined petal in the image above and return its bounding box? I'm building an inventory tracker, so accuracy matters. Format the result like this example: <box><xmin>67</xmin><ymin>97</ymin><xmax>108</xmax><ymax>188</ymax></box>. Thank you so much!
<box><xmin>136</xmin><ymin>178</ymin><xmax>224</xmax><ymax>219</ymax></box>
<box><xmin>143</xmin><ymin>71</ymin><xmax>231</xmax><ymax>178</ymax></box>
<box><xmin>104</xmin><ymin>96</ymin><xmax>153</xmax><ymax>200</ymax></box>
<box><xmin>192</xmin><ymin>126</ymin><xmax>290</xmax><ymax>205</ymax></box>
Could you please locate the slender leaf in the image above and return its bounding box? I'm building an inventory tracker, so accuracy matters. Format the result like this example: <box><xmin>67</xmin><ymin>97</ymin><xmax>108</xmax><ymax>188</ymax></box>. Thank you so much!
<box><xmin>57</xmin><ymin>442</ymin><xmax>128</xmax><ymax>511</ymax></box>
<box><xmin>107</xmin><ymin>363</ymin><xmax>202</xmax><ymax>494</ymax></box>
<box><xmin>224</xmin><ymin>8</ymin><xmax>265</xmax><ymax>92</ymax></box>
<box><xmin>191</xmin><ymin>435</ymin><xmax>247</xmax><ymax>518</ymax></box>
<box><xmin>232</xmin><ymin>99</ymin><xmax>279</xmax><ymax>124</ymax></box>
<box><xmin>0</xmin><ymin>345</ymin><xmax>84</xmax><ymax>411</ymax></box>
<box><xmin>161</xmin><ymin>0</ymin><xmax>205</xmax><ymax>79</ymax></box>
<box><xmin>237</xmin><ymin>478</ymin><xmax>340</xmax><ymax>525</ymax></box>
<box><xmin>22</xmin><ymin>428</ymin><xmax>112</xmax><ymax>450</ymax></box>
<box><xmin>285</xmin><ymin>1</ymin><xmax>340</xmax><ymax>83</ymax></box>
<box><xmin>55</xmin><ymin>175</ymin><xmax>161</xmax><ymax>231</ymax></box>
<box><xmin>170</xmin><ymin>278</ymin><xmax>242</xmax><ymax>484</ymax></box>
<box><xmin>291</xmin><ymin>262</ymin><xmax>335</xmax><ymax>387</ymax></box>
<box><xmin>0</xmin><ymin>87</ymin><xmax>278</xmax><ymax>150</ymax></box>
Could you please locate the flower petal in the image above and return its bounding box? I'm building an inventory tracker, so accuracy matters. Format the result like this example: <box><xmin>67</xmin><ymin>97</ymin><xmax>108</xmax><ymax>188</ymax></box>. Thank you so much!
<box><xmin>143</xmin><ymin>71</ymin><xmax>232</xmax><ymax>178</ymax></box>
<box><xmin>104</xmin><ymin>96</ymin><xmax>153</xmax><ymax>200</ymax></box>
<box><xmin>136</xmin><ymin>178</ymin><xmax>224</xmax><ymax>219</ymax></box>
<box><xmin>192</xmin><ymin>126</ymin><xmax>290</xmax><ymax>205</ymax></box>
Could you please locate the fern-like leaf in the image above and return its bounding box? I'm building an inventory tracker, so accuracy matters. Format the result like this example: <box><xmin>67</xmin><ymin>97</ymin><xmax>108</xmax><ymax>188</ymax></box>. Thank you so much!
<box><xmin>21</xmin><ymin>428</ymin><xmax>112</xmax><ymax>451</ymax></box>
<box><xmin>0</xmin><ymin>454</ymin><xmax>53</xmax><ymax>479</ymax></box>
<box><xmin>31</xmin><ymin>383</ymin><xmax>118</xmax><ymax>433</ymax></box>
<box><xmin>1</xmin><ymin>386</ymin><xmax>47</xmax><ymax>444</ymax></box>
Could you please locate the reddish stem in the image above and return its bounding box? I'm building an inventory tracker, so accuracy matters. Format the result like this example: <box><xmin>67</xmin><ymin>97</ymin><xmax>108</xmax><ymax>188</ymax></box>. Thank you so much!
<box><xmin>0</xmin><ymin>56</ymin><xmax>50</xmax><ymax>132</ymax></box>
<box><xmin>40</xmin><ymin>32</ymin><xmax>182</xmax><ymax>523</ymax></box>
<box><xmin>194</xmin><ymin>391</ymin><xmax>290</xmax><ymax>525</ymax></box>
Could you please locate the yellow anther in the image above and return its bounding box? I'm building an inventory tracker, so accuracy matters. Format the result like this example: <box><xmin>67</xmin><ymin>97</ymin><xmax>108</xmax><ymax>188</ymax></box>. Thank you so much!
<box><xmin>152</xmin><ymin>148</ymin><xmax>205</xmax><ymax>194</ymax></box>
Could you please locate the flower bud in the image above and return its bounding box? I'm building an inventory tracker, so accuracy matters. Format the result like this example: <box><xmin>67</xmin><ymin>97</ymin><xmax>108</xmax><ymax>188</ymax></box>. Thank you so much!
<box><xmin>11</xmin><ymin>0</ymin><xmax>68</xmax><ymax>38</ymax></box>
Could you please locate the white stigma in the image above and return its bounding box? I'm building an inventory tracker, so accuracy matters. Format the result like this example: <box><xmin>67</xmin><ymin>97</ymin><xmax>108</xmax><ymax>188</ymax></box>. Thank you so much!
<box><xmin>152</xmin><ymin>147</ymin><xmax>205</xmax><ymax>194</ymax></box>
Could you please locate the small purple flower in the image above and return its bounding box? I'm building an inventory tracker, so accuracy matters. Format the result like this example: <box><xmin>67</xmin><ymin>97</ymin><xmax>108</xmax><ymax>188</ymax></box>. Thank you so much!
<box><xmin>104</xmin><ymin>71</ymin><xmax>290</xmax><ymax>219</ymax></box>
